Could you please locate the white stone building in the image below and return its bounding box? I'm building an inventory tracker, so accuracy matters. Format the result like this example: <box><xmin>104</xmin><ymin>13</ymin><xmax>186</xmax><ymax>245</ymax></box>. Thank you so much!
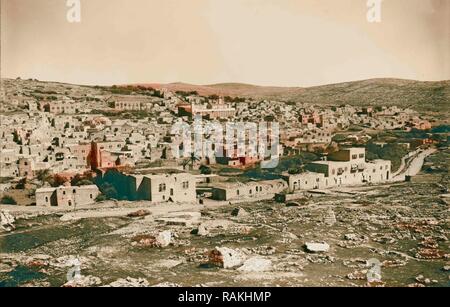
<box><xmin>36</xmin><ymin>185</ymin><xmax>100</xmax><ymax>207</ymax></box>
<box><xmin>286</xmin><ymin>148</ymin><xmax>391</xmax><ymax>192</ymax></box>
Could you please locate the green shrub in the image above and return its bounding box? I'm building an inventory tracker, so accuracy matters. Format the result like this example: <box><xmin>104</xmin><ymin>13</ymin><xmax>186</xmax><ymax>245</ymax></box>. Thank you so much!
<box><xmin>95</xmin><ymin>194</ymin><xmax>108</xmax><ymax>202</ymax></box>
<box><xmin>1</xmin><ymin>195</ymin><xmax>17</xmax><ymax>205</ymax></box>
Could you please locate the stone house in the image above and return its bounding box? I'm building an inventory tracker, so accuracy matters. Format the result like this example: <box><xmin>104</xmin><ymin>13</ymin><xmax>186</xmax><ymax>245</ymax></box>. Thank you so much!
<box><xmin>286</xmin><ymin>148</ymin><xmax>391</xmax><ymax>192</ymax></box>
<box><xmin>36</xmin><ymin>185</ymin><xmax>100</xmax><ymax>207</ymax></box>
<box><xmin>211</xmin><ymin>179</ymin><xmax>288</xmax><ymax>201</ymax></box>
<box><xmin>97</xmin><ymin>168</ymin><xmax>197</xmax><ymax>203</ymax></box>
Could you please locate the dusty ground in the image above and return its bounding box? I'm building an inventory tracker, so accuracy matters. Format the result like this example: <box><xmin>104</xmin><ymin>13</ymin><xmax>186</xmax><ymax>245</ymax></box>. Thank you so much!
<box><xmin>0</xmin><ymin>151</ymin><xmax>449</xmax><ymax>287</ymax></box>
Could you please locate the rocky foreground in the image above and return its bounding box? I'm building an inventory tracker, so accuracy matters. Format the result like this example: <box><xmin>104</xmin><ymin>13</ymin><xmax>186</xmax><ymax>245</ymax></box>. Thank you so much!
<box><xmin>0</xmin><ymin>171</ymin><xmax>449</xmax><ymax>287</ymax></box>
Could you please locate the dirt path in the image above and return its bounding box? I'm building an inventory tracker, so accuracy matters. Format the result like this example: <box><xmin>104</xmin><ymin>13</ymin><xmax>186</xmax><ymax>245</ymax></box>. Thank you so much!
<box><xmin>392</xmin><ymin>148</ymin><xmax>437</xmax><ymax>181</ymax></box>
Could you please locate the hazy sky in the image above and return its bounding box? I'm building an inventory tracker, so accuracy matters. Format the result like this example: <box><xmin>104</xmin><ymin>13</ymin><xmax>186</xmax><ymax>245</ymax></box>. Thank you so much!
<box><xmin>1</xmin><ymin>0</ymin><xmax>449</xmax><ymax>86</ymax></box>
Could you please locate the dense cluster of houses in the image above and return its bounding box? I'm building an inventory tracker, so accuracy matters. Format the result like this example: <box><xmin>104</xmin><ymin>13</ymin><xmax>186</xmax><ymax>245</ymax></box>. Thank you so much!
<box><xmin>0</xmin><ymin>79</ymin><xmax>434</xmax><ymax>208</ymax></box>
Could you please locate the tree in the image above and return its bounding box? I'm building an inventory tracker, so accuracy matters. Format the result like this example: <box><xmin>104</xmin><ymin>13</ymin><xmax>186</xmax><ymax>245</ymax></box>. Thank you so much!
<box><xmin>99</xmin><ymin>183</ymin><xmax>118</xmax><ymax>200</ymax></box>
<box><xmin>95</xmin><ymin>194</ymin><xmax>108</xmax><ymax>202</ymax></box>
<box><xmin>264</xmin><ymin>115</ymin><xmax>275</xmax><ymax>122</ymax></box>
<box><xmin>52</xmin><ymin>174</ymin><xmax>68</xmax><ymax>187</ymax></box>
<box><xmin>36</xmin><ymin>169</ymin><xmax>55</xmax><ymax>187</ymax></box>
<box><xmin>288</xmin><ymin>168</ymin><xmax>301</xmax><ymax>175</ymax></box>
<box><xmin>183</xmin><ymin>153</ymin><xmax>200</xmax><ymax>170</ymax></box>
<box><xmin>71</xmin><ymin>174</ymin><xmax>93</xmax><ymax>186</ymax></box>
<box><xmin>1</xmin><ymin>195</ymin><xmax>17</xmax><ymax>205</ymax></box>
<box><xmin>200</xmin><ymin>165</ymin><xmax>212</xmax><ymax>175</ymax></box>
<box><xmin>15</xmin><ymin>178</ymin><xmax>27</xmax><ymax>190</ymax></box>
<box><xmin>13</xmin><ymin>131</ymin><xmax>21</xmax><ymax>144</ymax></box>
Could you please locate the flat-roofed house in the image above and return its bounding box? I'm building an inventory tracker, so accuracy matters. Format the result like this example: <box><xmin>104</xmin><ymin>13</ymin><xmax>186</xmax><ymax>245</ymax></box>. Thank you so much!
<box><xmin>97</xmin><ymin>168</ymin><xmax>197</xmax><ymax>203</ymax></box>
<box><xmin>287</xmin><ymin>147</ymin><xmax>392</xmax><ymax>191</ymax></box>
<box><xmin>211</xmin><ymin>179</ymin><xmax>287</xmax><ymax>201</ymax></box>
<box><xmin>36</xmin><ymin>185</ymin><xmax>100</xmax><ymax>207</ymax></box>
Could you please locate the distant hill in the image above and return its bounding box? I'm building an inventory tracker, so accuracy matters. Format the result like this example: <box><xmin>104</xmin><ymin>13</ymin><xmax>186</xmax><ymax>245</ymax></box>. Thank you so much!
<box><xmin>131</xmin><ymin>78</ymin><xmax>450</xmax><ymax>112</ymax></box>
<box><xmin>290</xmin><ymin>79</ymin><xmax>450</xmax><ymax>112</ymax></box>
<box><xmin>2</xmin><ymin>77</ymin><xmax>448</xmax><ymax>113</ymax></box>
<box><xmin>128</xmin><ymin>82</ymin><xmax>304</xmax><ymax>98</ymax></box>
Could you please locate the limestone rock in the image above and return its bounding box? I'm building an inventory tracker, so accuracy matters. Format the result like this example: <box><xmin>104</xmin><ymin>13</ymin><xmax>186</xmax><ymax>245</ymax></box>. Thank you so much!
<box><xmin>131</xmin><ymin>231</ymin><xmax>172</xmax><ymax>248</ymax></box>
<box><xmin>197</xmin><ymin>223</ymin><xmax>210</xmax><ymax>236</ymax></box>
<box><xmin>196</xmin><ymin>220</ymin><xmax>231</xmax><ymax>237</ymax></box>
<box><xmin>0</xmin><ymin>210</ymin><xmax>15</xmax><ymax>232</ymax></box>
<box><xmin>209</xmin><ymin>247</ymin><xmax>246</xmax><ymax>269</ymax></box>
<box><xmin>231</xmin><ymin>207</ymin><xmax>249</xmax><ymax>217</ymax></box>
<box><xmin>156</xmin><ymin>231</ymin><xmax>172</xmax><ymax>247</ymax></box>
<box><xmin>305</xmin><ymin>242</ymin><xmax>330</xmax><ymax>253</ymax></box>
<box><xmin>107</xmin><ymin>277</ymin><xmax>149</xmax><ymax>287</ymax></box>
<box><xmin>152</xmin><ymin>282</ymin><xmax>182</xmax><ymax>287</ymax></box>
<box><xmin>237</xmin><ymin>257</ymin><xmax>272</xmax><ymax>272</ymax></box>
<box><xmin>324</xmin><ymin>208</ymin><xmax>337</xmax><ymax>226</ymax></box>
<box><xmin>62</xmin><ymin>275</ymin><xmax>102</xmax><ymax>287</ymax></box>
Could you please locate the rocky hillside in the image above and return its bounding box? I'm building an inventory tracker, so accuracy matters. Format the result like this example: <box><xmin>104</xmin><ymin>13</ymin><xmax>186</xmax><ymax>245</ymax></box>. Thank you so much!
<box><xmin>133</xmin><ymin>78</ymin><xmax>450</xmax><ymax>112</ymax></box>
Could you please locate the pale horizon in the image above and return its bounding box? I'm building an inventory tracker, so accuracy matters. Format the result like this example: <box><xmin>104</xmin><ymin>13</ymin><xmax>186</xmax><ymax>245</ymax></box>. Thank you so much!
<box><xmin>1</xmin><ymin>0</ymin><xmax>449</xmax><ymax>87</ymax></box>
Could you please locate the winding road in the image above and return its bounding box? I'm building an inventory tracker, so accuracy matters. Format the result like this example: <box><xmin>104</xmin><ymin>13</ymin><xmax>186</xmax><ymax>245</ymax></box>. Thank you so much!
<box><xmin>391</xmin><ymin>148</ymin><xmax>437</xmax><ymax>182</ymax></box>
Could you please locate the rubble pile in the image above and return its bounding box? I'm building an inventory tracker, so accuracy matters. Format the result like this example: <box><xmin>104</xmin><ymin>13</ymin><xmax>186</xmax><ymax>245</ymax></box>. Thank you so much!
<box><xmin>107</xmin><ymin>277</ymin><xmax>149</xmax><ymax>287</ymax></box>
<box><xmin>131</xmin><ymin>231</ymin><xmax>172</xmax><ymax>248</ymax></box>
<box><xmin>127</xmin><ymin>210</ymin><xmax>151</xmax><ymax>218</ymax></box>
<box><xmin>196</xmin><ymin>220</ymin><xmax>231</xmax><ymax>237</ymax></box>
<box><xmin>337</xmin><ymin>233</ymin><xmax>369</xmax><ymax>248</ymax></box>
<box><xmin>131</xmin><ymin>234</ymin><xmax>157</xmax><ymax>247</ymax></box>
<box><xmin>62</xmin><ymin>275</ymin><xmax>102</xmax><ymax>287</ymax></box>
<box><xmin>0</xmin><ymin>210</ymin><xmax>15</xmax><ymax>232</ymax></box>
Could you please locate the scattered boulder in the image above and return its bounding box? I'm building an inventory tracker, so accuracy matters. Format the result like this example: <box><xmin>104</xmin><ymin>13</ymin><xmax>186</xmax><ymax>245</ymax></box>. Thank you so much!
<box><xmin>0</xmin><ymin>263</ymin><xmax>14</xmax><ymax>274</ymax></box>
<box><xmin>415</xmin><ymin>274</ymin><xmax>437</xmax><ymax>285</ymax></box>
<box><xmin>415</xmin><ymin>248</ymin><xmax>445</xmax><ymax>259</ymax></box>
<box><xmin>344</xmin><ymin>234</ymin><xmax>358</xmax><ymax>241</ymax></box>
<box><xmin>131</xmin><ymin>234</ymin><xmax>157</xmax><ymax>247</ymax></box>
<box><xmin>347</xmin><ymin>270</ymin><xmax>367</xmax><ymax>280</ymax></box>
<box><xmin>231</xmin><ymin>207</ymin><xmax>249</xmax><ymax>217</ymax></box>
<box><xmin>152</xmin><ymin>282</ymin><xmax>182</xmax><ymax>287</ymax></box>
<box><xmin>62</xmin><ymin>275</ymin><xmax>102</xmax><ymax>287</ymax></box>
<box><xmin>131</xmin><ymin>231</ymin><xmax>172</xmax><ymax>248</ymax></box>
<box><xmin>366</xmin><ymin>280</ymin><xmax>386</xmax><ymax>287</ymax></box>
<box><xmin>286</xmin><ymin>202</ymin><xmax>301</xmax><ymax>207</ymax></box>
<box><xmin>209</xmin><ymin>247</ymin><xmax>246</xmax><ymax>269</ymax></box>
<box><xmin>155</xmin><ymin>259</ymin><xmax>183</xmax><ymax>269</ymax></box>
<box><xmin>305</xmin><ymin>242</ymin><xmax>330</xmax><ymax>253</ymax></box>
<box><xmin>197</xmin><ymin>223</ymin><xmax>210</xmax><ymax>236</ymax></box>
<box><xmin>237</xmin><ymin>257</ymin><xmax>272</xmax><ymax>272</ymax></box>
<box><xmin>127</xmin><ymin>210</ymin><xmax>151</xmax><ymax>218</ymax></box>
<box><xmin>0</xmin><ymin>210</ymin><xmax>15</xmax><ymax>232</ymax></box>
<box><xmin>282</xmin><ymin>231</ymin><xmax>299</xmax><ymax>240</ymax></box>
<box><xmin>107</xmin><ymin>277</ymin><xmax>149</xmax><ymax>287</ymax></box>
<box><xmin>156</xmin><ymin>211</ymin><xmax>201</xmax><ymax>227</ymax></box>
<box><xmin>408</xmin><ymin>283</ymin><xmax>426</xmax><ymax>288</ymax></box>
<box><xmin>324</xmin><ymin>208</ymin><xmax>337</xmax><ymax>226</ymax></box>
<box><xmin>156</xmin><ymin>231</ymin><xmax>172</xmax><ymax>247</ymax></box>
<box><xmin>195</xmin><ymin>220</ymin><xmax>232</xmax><ymax>237</ymax></box>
